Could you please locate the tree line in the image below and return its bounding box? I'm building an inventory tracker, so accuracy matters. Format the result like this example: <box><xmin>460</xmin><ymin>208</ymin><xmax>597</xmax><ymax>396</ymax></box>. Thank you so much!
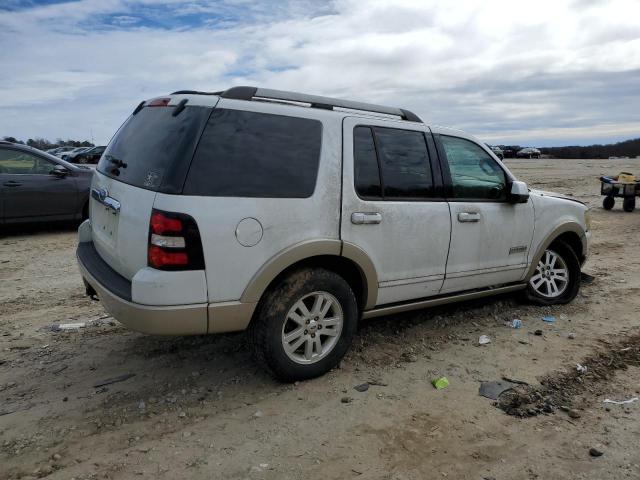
<box><xmin>539</xmin><ymin>138</ymin><xmax>640</xmax><ymax>159</ymax></box>
<box><xmin>2</xmin><ymin>136</ymin><xmax>94</xmax><ymax>151</ymax></box>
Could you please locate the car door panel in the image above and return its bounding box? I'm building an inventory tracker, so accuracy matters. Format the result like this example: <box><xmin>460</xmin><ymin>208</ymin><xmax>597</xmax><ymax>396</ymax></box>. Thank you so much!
<box><xmin>435</xmin><ymin>133</ymin><xmax>535</xmax><ymax>293</ymax></box>
<box><xmin>0</xmin><ymin>148</ymin><xmax>78</xmax><ymax>220</ymax></box>
<box><xmin>341</xmin><ymin>118</ymin><xmax>451</xmax><ymax>306</ymax></box>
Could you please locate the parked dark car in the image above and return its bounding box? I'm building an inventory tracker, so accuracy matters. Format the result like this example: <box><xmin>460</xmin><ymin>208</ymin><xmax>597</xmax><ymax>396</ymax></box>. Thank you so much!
<box><xmin>0</xmin><ymin>141</ymin><xmax>93</xmax><ymax>224</ymax></box>
<box><xmin>68</xmin><ymin>145</ymin><xmax>106</xmax><ymax>164</ymax></box>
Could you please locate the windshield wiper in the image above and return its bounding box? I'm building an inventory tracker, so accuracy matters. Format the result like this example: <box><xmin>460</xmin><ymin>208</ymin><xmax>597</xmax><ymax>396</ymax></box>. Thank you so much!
<box><xmin>106</xmin><ymin>155</ymin><xmax>127</xmax><ymax>169</ymax></box>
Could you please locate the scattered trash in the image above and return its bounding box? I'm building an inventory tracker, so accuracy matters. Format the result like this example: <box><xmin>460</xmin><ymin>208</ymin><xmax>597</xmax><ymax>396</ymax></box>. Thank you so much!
<box><xmin>367</xmin><ymin>378</ymin><xmax>388</xmax><ymax>387</ymax></box>
<box><xmin>51</xmin><ymin>322</ymin><xmax>86</xmax><ymax>332</ymax></box>
<box><xmin>354</xmin><ymin>383</ymin><xmax>370</xmax><ymax>392</ymax></box>
<box><xmin>138</xmin><ymin>400</ymin><xmax>146</xmax><ymax>411</ymax></box>
<box><xmin>50</xmin><ymin>364</ymin><xmax>68</xmax><ymax>374</ymax></box>
<box><xmin>92</xmin><ymin>373</ymin><xmax>136</xmax><ymax>388</ymax></box>
<box><xmin>534</xmin><ymin>329</ymin><xmax>543</xmax><ymax>336</ymax></box>
<box><xmin>568</xmin><ymin>333</ymin><xmax>576</xmax><ymax>339</ymax></box>
<box><xmin>589</xmin><ymin>447</ymin><xmax>604</xmax><ymax>457</ymax></box>
<box><xmin>341</xmin><ymin>396</ymin><xmax>353</xmax><ymax>404</ymax></box>
<box><xmin>509</xmin><ymin>319</ymin><xmax>522</xmax><ymax>329</ymax></box>
<box><xmin>559</xmin><ymin>313</ymin><xmax>568</xmax><ymax>321</ymax></box>
<box><xmin>576</xmin><ymin>364</ymin><xmax>588</xmax><ymax>374</ymax></box>
<box><xmin>603</xmin><ymin>397</ymin><xmax>638</xmax><ymax>405</ymax></box>
<box><xmin>178</xmin><ymin>411</ymin><xmax>186</xmax><ymax>418</ymax></box>
<box><xmin>253</xmin><ymin>410</ymin><xmax>264</xmax><ymax>418</ymax></box>
<box><xmin>478</xmin><ymin>335</ymin><xmax>491</xmax><ymax>345</ymax></box>
<box><xmin>542</xmin><ymin>316</ymin><xmax>556</xmax><ymax>323</ymax></box>
<box><xmin>479</xmin><ymin>380</ymin><xmax>516</xmax><ymax>400</ymax></box>
<box><xmin>501</xmin><ymin>376</ymin><xmax>529</xmax><ymax>385</ymax></box>
<box><xmin>432</xmin><ymin>377</ymin><xmax>449</xmax><ymax>390</ymax></box>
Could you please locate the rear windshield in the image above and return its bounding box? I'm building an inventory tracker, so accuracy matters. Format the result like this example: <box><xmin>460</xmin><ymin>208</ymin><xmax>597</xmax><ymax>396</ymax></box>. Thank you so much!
<box><xmin>97</xmin><ymin>106</ymin><xmax>211</xmax><ymax>193</ymax></box>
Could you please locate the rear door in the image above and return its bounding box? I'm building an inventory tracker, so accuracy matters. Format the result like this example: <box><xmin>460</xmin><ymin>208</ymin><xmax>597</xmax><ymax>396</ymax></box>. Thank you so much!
<box><xmin>435</xmin><ymin>133</ymin><xmax>534</xmax><ymax>293</ymax></box>
<box><xmin>341</xmin><ymin>117</ymin><xmax>451</xmax><ymax>306</ymax></box>
<box><xmin>91</xmin><ymin>101</ymin><xmax>214</xmax><ymax>280</ymax></box>
<box><xmin>0</xmin><ymin>147</ymin><xmax>77</xmax><ymax>221</ymax></box>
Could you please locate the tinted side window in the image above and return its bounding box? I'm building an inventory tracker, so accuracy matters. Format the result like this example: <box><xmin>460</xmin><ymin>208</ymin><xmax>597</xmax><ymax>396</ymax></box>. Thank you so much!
<box><xmin>184</xmin><ymin>109</ymin><xmax>322</xmax><ymax>198</ymax></box>
<box><xmin>353</xmin><ymin>127</ymin><xmax>382</xmax><ymax>198</ymax></box>
<box><xmin>440</xmin><ymin>135</ymin><xmax>507</xmax><ymax>200</ymax></box>
<box><xmin>0</xmin><ymin>149</ymin><xmax>54</xmax><ymax>175</ymax></box>
<box><xmin>373</xmin><ymin>127</ymin><xmax>433</xmax><ymax>198</ymax></box>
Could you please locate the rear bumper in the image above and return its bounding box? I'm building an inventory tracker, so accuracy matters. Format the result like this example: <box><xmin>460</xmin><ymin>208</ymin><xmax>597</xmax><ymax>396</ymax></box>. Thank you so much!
<box><xmin>77</xmin><ymin>241</ymin><xmax>208</xmax><ymax>335</ymax></box>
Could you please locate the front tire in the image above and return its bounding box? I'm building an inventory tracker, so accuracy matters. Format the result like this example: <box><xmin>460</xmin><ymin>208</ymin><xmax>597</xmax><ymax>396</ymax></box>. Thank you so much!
<box><xmin>249</xmin><ymin>268</ymin><xmax>358</xmax><ymax>382</ymax></box>
<box><xmin>525</xmin><ymin>241</ymin><xmax>580</xmax><ymax>305</ymax></box>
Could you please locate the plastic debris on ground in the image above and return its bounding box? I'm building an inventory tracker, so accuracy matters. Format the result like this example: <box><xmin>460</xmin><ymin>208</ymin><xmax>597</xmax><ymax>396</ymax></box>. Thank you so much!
<box><xmin>509</xmin><ymin>319</ymin><xmax>522</xmax><ymax>329</ymax></box>
<box><xmin>479</xmin><ymin>380</ymin><xmax>516</xmax><ymax>400</ymax></box>
<box><xmin>478</xmin><ymin>335</ymin><xmax>491</xmax><ymax>345</ymax></box>
<box><xmin>92</xmin><ymin>373</ymin><xmax>136</xmax><ymax>388</ymax></box>
<box><xmin>603</xmin><ymin>397</ymin><xmax>639</xmax><ymax>405</ymax></box>
<box><xmin>51</xmin><ymin>322</ymin><xmax>87</xmax><ymax>331</ymax></box>
<box><xmin>576</xmin><ymin>364</ymin><xmax>588</xmax><ymax>374</ymax></box>
<box><xmin>542</xmin><ymin>316</ymin><xmax>556</xmax><ymax>323</ymax></box>
<box><xmin>432</xmin><ymin>377</ymin><xmax>449</xmax><ymax>390</ymax></box>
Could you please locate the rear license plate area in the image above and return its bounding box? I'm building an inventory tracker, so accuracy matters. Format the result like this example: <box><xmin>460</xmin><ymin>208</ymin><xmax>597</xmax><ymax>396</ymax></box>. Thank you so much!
<box><xmin>92</xmin><ymin>199</ymin><xmax>119</xmax><ymax>246</ymax></box>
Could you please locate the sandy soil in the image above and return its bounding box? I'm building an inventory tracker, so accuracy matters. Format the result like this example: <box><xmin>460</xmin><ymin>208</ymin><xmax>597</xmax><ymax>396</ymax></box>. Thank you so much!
<box><xmin>1</xmin><ymin>158</ymin><xmax>640</xmax><ymax>480</ymax></box>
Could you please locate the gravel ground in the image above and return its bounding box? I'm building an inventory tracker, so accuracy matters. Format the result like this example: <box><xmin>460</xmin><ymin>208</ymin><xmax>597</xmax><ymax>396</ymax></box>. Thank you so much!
<box><xmin>1</xmin><ymin>157</ymin><xmax>640</xmax><ymax>480</ymax></box>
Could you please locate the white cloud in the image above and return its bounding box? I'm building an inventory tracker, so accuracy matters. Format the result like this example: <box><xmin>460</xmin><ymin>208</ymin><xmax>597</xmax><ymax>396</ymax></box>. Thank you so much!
<box><xmin>1</xmin><ymin>0</ymin><xmax>639</xmax><ymax>145</ymax></box>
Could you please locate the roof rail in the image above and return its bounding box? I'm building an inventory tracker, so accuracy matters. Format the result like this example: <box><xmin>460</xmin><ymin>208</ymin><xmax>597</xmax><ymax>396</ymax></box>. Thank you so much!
<box><xmin>171</xmin><ymin>86</ymin><xmax>423</xmax><ymax>122</ymax></box>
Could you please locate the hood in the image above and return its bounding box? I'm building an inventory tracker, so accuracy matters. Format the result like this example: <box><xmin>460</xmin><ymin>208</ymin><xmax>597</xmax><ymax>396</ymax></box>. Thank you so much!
<box><xmin>529</xmin><ymin>188</ymin><xmax>586</xmax><ymax>206</ymax></box>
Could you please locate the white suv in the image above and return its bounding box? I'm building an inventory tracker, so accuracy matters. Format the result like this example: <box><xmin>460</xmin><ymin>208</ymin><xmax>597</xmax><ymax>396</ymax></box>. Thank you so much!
<box><xmin>77</xmin><ymin>86</ymin><xmax>591</xmax><ymax>381</ymax></box>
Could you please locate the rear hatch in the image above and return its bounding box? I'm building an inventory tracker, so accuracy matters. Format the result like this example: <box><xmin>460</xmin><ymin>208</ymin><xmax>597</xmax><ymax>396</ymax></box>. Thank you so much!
<box><xmin>91</xmin><ymin>98</ymin><xmax>214</xmax><ymax>280</ymax></box>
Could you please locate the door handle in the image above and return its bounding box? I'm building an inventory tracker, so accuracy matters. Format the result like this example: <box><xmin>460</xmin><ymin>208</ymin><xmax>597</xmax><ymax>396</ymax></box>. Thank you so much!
<box><xmin>457</xmin><ymin>212</ymin><xmax>480</xmax><ymax>223</ymax></box>
<box><xmin>3</xmin><ymin>181</ymin><xmax>22</xmax><ymax>187</ymax></box>
<box><xmin>351</xmin><ymin>212</ymin><xmax>382</xmax><ymax>225</ymax></box>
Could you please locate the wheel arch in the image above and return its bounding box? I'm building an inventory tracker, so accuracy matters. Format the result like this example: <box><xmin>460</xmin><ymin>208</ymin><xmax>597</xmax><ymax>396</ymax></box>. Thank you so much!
<box><xmin>240</xmin><ymin>239</ymin><xmax>378</xmax><ymax>313</ymax></box>
<box><xmin>525</xmin><ymin>222</ymin><xmax>586</xmax><ymax>280</ymax></box>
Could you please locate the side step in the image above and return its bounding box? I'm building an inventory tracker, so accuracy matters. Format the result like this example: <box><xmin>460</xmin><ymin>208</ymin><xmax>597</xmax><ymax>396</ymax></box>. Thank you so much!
<box><xmin>361</xmin><ymin>284</ymin><xmax>527</xmax><ymax>319</ymax></box>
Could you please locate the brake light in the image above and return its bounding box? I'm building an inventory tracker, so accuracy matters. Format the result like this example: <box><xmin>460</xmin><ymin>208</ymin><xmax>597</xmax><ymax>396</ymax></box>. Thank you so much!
<box><xmin>148</xmin><ymin>209</ymin><xmax>204</xmax><ymax>271</ymax></box>
<box><xmin>148</xmin><ymin>246</ymin><xmax>188</xmax><ymax>267</ymax></box>
<box><xmin>150</xmin><ymin>211</ymin><xmax>183</xmax><ymax>235</ymax></box>
<box><xmin>147</xmin><ymin>97</ymin><xmax>171</xmax><ymax>107</ymax></box>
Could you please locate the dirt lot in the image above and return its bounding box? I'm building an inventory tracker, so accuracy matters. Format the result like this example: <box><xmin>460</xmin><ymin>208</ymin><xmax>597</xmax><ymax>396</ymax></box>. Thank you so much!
<box><xmin>1</xmin><ymin>158</ymin><xmax>640</xmax><ymax>480</ymax></box>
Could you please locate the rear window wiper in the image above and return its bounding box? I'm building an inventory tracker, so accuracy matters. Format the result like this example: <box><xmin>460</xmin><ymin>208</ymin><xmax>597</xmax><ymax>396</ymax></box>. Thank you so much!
<box><xmin>106</xmin><ymin>155</ymin><xmax>127</xmax><ymax>169</ymax></box>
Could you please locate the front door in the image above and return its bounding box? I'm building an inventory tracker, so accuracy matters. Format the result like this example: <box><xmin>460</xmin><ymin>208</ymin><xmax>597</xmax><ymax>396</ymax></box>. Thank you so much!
<box><xmin>341</xmin><ymin>117</ymin><xmax>451</xmax><ymax>306</ymax></box>
<box><xmin>0</xmin><ymin>148</ymin><xmax>78</xmax><ymax>221</ymax></box>
<box><xmin>435</xmin><ymin>133</ymin><xmax>534</xmax><ymax>293</ymax></box>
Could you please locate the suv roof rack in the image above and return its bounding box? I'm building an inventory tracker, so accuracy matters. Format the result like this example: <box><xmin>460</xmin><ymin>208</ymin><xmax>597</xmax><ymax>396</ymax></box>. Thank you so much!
<box><xmin>170</xmin><ymin>86</ymin><xmax>423</xmax><ymax>122</ymax></box>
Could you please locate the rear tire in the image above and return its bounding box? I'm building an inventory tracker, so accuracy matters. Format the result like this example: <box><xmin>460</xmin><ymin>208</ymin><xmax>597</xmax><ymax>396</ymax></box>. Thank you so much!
<box><xmin>524</xmin><ymin>240</ymin><xmax>580</xmax><ymax>306</ymax></box>
<box><xmin>602</xmin><ymin>196</ymin><xmax>615</xmax><ymax>210</ymax></box>
<box><xmin>623</xmin><ymin>197</ymin><xmax>635</xmax><ymax>212</ymax></box>
<box><xmin>249</xmin><ymin>268</ymin><xmax>358</xmax><ymax>382</ymax></box>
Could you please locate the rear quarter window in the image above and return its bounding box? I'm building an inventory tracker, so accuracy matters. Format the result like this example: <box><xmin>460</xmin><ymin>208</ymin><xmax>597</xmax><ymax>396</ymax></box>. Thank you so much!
<box><xmin>183</xmin><ymin>109</ymin><xmax>322</xmax><ymax>198</ymax></box>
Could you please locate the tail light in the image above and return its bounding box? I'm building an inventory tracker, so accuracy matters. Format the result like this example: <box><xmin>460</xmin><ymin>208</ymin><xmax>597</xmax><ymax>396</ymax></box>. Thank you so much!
<box><xmin>148</xmin><ymin>209</ymin><xmax>204</xmax><ymax>271</ymax></box>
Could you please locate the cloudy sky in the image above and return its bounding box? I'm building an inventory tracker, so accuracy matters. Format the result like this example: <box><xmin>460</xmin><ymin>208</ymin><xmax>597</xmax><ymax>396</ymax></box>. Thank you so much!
<box><xmin>1</xmin><ymin>0</ymin><xmax>639</xmax><ymax>146</ymax></box>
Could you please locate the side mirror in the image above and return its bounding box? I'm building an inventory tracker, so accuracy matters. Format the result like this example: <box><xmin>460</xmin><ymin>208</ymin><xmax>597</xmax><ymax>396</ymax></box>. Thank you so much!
<box><xmin>508</xmin><ymin>180</ymin><xmax>529</xmax><ymax>203</ymax></box>
<box><xmin>51</xmin><ymin>165</ymin><xmax>69</xmax><ymax>177</ymax></box>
